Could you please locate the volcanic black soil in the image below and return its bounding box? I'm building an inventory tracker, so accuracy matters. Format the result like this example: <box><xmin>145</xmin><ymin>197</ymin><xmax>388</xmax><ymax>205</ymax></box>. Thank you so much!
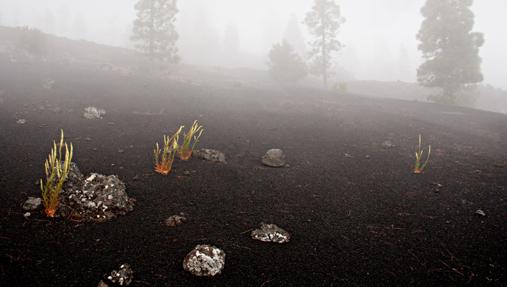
<box><xmin>1</xmin><ymin>57</ymin><xmax>506</xmax><ymax>287</ymax></box>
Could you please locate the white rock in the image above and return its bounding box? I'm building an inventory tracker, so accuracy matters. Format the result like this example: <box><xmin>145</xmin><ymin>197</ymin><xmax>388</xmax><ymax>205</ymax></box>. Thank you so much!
<box><xmin>183</xmin><ymin>245</ymin><xmax>225</xmax><ymax>277</ymax></box>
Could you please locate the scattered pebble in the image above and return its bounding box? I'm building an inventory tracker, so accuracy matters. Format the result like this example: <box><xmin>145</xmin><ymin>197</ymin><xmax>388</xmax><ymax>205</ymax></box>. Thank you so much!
<box><xmin>475</xmin><ymin>209</ymin><xmax>486</xmax><ymax>217</ymax></box>
<box><xmin>22</xmin><ymin>197</ymin><xmax>42</xmax><ymax>211</ymax></box>
<box><xmin>165</xmin><ymin>214</ymin><xmax>187</xmax><ymax>227</ymax></box>
<box><xmin>261</xmin><ymin>149</ymin><xmax>286</xmax><ymax>167</ymax></box>
<box><xmin>16</xmin><ymin>119</ymin><xmax>27</xmax><ymax>125</ymax></box>
<box><xmin>251</xmin><ymin>223</ymin><xmax>291</xmax><ymax>244</ymax></box>
<box><xmin>183</xmin><ymin>244</ymin><xmax>225</xmax><ymax>277</ymax></box>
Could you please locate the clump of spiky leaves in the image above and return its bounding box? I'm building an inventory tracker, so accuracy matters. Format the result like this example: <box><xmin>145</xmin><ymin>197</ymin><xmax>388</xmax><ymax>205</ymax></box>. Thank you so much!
<box><xmin>178</xmin><ymin>120</ymin><xmax>204</xmax><ymax>160</ymax></box>
<box><xmin>40</xmin><ymin>130</ymin><xmax>73</xmax><ymax>217</ymax></box>
<box><xmin>154</xmin><ymin>126</ymin><xmax>183</xmax><ymax>175</ymax></box>
<box><xmin>414</xmin><ymin>134</ymin><xmax>431</xmax><ymax>174</ymax></box>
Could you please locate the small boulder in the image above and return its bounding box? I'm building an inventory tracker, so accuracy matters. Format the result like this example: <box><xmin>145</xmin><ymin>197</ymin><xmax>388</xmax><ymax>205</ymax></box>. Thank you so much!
<box><xmin>22</xmin><ymin>197</ymin><xmax>42</xmax><ymax>211</ymax></box>
<box><xmin>261</xmin><ymin>149</ymin><xmax>286</xmax><ymax>167</ymax></box>
<box><xmin>194</xmin><ymin>149</ymin><xmax>226</xmax><ymax>163</ymax></box>
<box><xmin>251</xmin><ymin>223</ymin><xmax>291</xmax><ymax>244</ymax></box>
<box><xmin>183</xmin><ymin>244</ymin><xmax>225</xmax><ymax>277</ymax></box>
<box><xmin>60</xmin><ymin>169</ymin><xmax>135</xmax><ymax>222</ymax></box>
<box><xmin>98</xmin><ymin>263</ymin><xmax>134</xmax><ymax>287</ymax></box>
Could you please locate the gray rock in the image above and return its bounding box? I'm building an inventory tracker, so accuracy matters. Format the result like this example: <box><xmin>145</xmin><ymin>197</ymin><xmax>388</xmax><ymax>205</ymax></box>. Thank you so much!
<box><xmin>64</xmin><ymin>162</ymin><xmax>85</xmax><ymax>189</ymax></box>
<box><xmin>59</xmin><ymin>166</ymin><xmax>135</xmax><ymax>222</ymax></box>
<box><xmin>16</xmin><ymin>119</ymin><xmax>27</xmax><ymax>125</ymax></box>
<box><xmin>22</xmin><ymin>197</ymin><xmax>42</xmax><ymax>211</ymax></box>
<box><xmin>99</xmin><ymin>263</ymin><xmax>134</xmax><ymax>286</ymax></box>
<box><xmin>165</xmin><ymin>214</ymin><xmax>187</xmax><ymax>227</ymax></box>
<box><xmin>183</xmin><ymin>244</ymin><xmax>225</xmax><ymax>277</ymax></box>
<box><xmin>381</xmin><ymin>140</ymin><xmax>395</xmax><ymax>149</ymax></box>
<box><xmin>84</xmin><ymin>106</ymin><xmax>106</xmax><ymax>119</ymax></box>
<box><xmin>261</xmin><ymin>149</ymin><xmax>286</xmax><ymax>167</ymax></box>
<box><xmin>194</xmin><ymin>148</ymin><xmax>226</xmax><ymax>163</ymax></box>
<box><xmin>251</xmin><ymin>223</ymin><xmax>291</xmax><ymax>244</ymax></box>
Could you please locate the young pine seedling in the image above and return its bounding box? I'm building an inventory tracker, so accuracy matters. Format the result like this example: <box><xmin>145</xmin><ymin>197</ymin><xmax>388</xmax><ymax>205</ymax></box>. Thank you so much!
<box><xmin>178</xmin><ymin>120</ymin><xmax>204</xmax><ymax>161</ymax></box>
<box><xmin>414</xmin><ymin>134</ymin><xmax>431</xmax><ymax>174</ymax></box>
<box><xmin>40</xmin><ymin>130</ymin><xmax>73</xmax><ymax>217</ymax></box>
<box><xmin>154</xmin><ymin>126</ymin><xmax>183</xmax><ymax>175</ymax></box>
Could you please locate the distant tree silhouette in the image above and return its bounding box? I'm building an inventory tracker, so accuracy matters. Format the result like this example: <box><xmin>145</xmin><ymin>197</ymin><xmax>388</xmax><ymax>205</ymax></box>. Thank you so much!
<box><xmin>223</xmin><ymin>23</ymin><xmax>240</xmax><ymax>56</ymax></box>
<box><xmin>131</xmin><ymin>0</ymin><xmax>179</xmax><ymax>63</ymax></box>
<box><xmin>304</xmin><ymin>0</ymin><xmax>345</xmax><ymax>87</ymax></box>
<box><xmin>268</xmin><ymin>41</ymin><xmax>308</xmax><ymax>83</ymax></box>
<box><xmin>417</xmin><ymin>0</ymin><xmax>484</xmax><ymax>104</ymax></box>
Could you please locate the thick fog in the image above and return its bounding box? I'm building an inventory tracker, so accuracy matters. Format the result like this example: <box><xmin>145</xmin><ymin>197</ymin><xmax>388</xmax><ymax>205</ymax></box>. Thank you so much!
<box><xmin>0</xmin><ymin>0</ymin><xmax>505</xmax><ymax>89</ymax></box>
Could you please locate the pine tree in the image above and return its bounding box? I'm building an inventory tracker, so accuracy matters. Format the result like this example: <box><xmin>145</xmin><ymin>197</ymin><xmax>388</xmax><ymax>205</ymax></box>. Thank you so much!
<box><xmin>131</xmin><ymin>0</ymin><xmax>179</xmax><ymax>63</ymax></box>
<box><xmin>304</xmin><ymin>0</ymin><xmax>345</xmax><ymax>87</ymax></box>
<box><xmin>268</xmin><ymin>41</ymin><xmax>308</xmax><ymax>83</ymax></box>
<box><xmin>417</xmin><ymin>0</ymin><xmax>484</xmax><ymax>104</ymax></box>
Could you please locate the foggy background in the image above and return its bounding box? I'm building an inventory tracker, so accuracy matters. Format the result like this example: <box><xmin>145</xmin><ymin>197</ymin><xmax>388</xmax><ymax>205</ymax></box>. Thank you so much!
<box><xmin>0</xmin><ymin>0</ymin><xmax>505</xmax><ymax>89</ymax></box>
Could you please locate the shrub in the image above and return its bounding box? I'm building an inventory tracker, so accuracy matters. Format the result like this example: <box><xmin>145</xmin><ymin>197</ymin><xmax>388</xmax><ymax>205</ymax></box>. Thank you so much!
<box><xmin>268</xmin><ymin>41</ymin><xmax>308</xmax><ymax>83</ymax></box>
<box><xmin>414</xmin><ymin>134</ymin><xmax>431</xmax><ymax>174</ymax></box>
<box><xmin>40</xmin><ymin>130</ymin><xmax>73</xmax><ymax>217</ymax></box>
<box><xmin>178</xmin><ymin>120</ymin><xmax>204</xmax><ymax>161</ymax></box>
<box><xmin>154</xmin><ymin>127</ymin><xmax>183</xmax><ymax>175</ymax></box>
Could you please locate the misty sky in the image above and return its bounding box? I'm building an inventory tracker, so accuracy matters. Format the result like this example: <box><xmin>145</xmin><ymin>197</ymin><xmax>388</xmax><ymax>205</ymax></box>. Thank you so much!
<box><xmin>0</xmin><ymin>0</ymin><xmax>505</xmax><ymax>89</ymax></box>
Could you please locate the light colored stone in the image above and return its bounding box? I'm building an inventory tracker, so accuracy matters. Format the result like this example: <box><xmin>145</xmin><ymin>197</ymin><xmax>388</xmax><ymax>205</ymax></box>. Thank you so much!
<box><xmin>251</xmin><ymin>223</ymin><xmax>291</xmax><ymax>244</ymax></box>
<box><xmin>83</xmin><ymin>106</ymin><xmax>106</xmax><ymax>119</ymax></box>
<box><xmin>22</xmin><ymin>197</ymin><xmax>41</xmax><ymax>211</ymax></box>
<box><xmin>261</xmin><ymin>149</ymin><xmax>286</xmax><ymax>167</ymax></box>
<box><xmin>183</xmin><ymin>244</ymin><xmax>225</xmax><ymax>277</ymax></box>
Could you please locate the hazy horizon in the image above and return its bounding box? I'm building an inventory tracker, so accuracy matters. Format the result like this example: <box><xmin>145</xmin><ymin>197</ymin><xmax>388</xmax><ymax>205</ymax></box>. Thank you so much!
<box><xmin>0</xmin><ymin>0</ymin><xmax>505</xmax><ymax>89</ymax></box>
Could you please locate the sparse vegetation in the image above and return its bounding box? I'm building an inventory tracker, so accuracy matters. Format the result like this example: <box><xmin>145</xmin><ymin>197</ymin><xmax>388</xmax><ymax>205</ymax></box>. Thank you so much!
<box><xmin>414</xmin><ymin>134</ymin><xmax>431</xmax><ymax>174</ymax></box>
<box><xmin>154</xmin><ymin>127</ymin><xmax>183</xmax><ymax>175</ymax></box>
<box><xmin>40</xmin><ymin>130</ymin><xmax>73</xmax><ymax>217</ymax></box>
<box><xmin>178</xmin><ymin>121</ymin><xmax>204</xmax><ymax>160</ymax></box>
<box><xmin>332</xmin><ymin>81</ymin><xmax>348</xmax><ymax>94</ymax></box>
